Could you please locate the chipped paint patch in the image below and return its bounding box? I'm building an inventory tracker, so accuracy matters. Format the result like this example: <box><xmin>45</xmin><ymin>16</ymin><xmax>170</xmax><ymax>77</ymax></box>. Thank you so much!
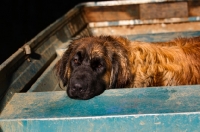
<box><xmin>140</xmin><ymin>121</ymin><xmax>145</xmax><ymax>125</ymax></box>
<box><xmin>18</xmin><ymin>121</ymin><xmax>23</xmax><ymax>126</ymax></box>
<box><xmin>154</xmin><ymin>122</ymin><xmax>161</xmax><ymax>125</ymax></box>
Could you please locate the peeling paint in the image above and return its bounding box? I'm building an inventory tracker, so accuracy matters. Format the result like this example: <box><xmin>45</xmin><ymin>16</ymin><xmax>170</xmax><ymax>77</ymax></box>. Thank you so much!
<box><xmin>154</xmin><ymin>122</ymin><xmax>161</xmax><ymax>125</ymax></box>
<box><xmin>140</xmin><ymin>121</ymin><xmax>145</xmax><ymax>125</ymax></box>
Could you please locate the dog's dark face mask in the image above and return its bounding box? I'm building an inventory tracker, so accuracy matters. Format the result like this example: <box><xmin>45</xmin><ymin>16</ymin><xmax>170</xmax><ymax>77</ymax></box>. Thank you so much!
<box><xmin>67</xmin><ymin>50</ymin><xmax>107</xmax><ymax>100</ymax></box>
<box><xmin>56</xmin><ymin>36</ymin><xmax>132</xmax><ymax>100</ymax></box>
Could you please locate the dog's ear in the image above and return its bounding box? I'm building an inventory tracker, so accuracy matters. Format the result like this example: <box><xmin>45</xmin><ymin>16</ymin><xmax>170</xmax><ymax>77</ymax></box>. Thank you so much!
<box><xmin>104</xmin><ymin>36</ymin><xmax>132</xmax><ymax>88</ymax></box>
<box><xmin>55</xmin><ymin>40</ymin><xmax>78</xmax><ymax>86</ymax></box>
<box><xmin>55</xmin><ymin>36</ymin><xmax>91</xmax><ymax>86</ymax></box>
<box><xmin>109</xmin><ymin>53</ymin><xmax>119</xmax><ymax>88</ymax></box>
<box><xmin>110</xmin><ymin>53</ymin><xmax>132</xmax><ymax>88</ymax></box>
<box><xmin>55</xmin><ymin>50</ymin><xmax>71</xmax><ymax>86</ymax></box>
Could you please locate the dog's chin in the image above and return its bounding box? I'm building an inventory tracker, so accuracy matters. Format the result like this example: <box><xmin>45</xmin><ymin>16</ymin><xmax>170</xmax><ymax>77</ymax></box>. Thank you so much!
<box><xmin>67</xmin><ymin>87</ymin><xmax>105</xmax><ymax>100</ymax></box>
<box><xmin>68</xmin><ymin>92</ymin><xmax>94</xmax><ymax>100</ymax></box>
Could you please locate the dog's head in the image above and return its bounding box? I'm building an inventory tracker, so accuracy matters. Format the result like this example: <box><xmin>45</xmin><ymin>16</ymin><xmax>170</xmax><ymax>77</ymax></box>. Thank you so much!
<box><xmin>56</xmin><ymin>36</ymin><xmax>132</xmax><ymax>99</ymax></box>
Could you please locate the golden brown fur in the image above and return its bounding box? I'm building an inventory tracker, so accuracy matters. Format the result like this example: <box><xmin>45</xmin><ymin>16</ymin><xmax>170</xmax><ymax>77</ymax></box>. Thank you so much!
<box><xmin>56</xmin><ymin>35</ymin><xmax>200</xmax><ymax>99</ymax></box>
<box><xmin>128</xmin><ymin>37</ymin><xmax>200</xmax><ymax>87</ymax></box>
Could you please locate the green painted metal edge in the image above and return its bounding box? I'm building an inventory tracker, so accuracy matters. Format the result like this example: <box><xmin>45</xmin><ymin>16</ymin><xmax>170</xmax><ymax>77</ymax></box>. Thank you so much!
<box><xmin>1</xmin><ymin>85</ymin><xmax>200</xmax><ymax>131</ymax></box>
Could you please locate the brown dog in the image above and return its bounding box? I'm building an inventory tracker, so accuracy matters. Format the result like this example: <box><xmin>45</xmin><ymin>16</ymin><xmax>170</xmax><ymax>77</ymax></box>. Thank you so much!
<box><xmin>56</xmin><ymin>36</ymin><xmax>200</xmax><ymax>99</ymax></box>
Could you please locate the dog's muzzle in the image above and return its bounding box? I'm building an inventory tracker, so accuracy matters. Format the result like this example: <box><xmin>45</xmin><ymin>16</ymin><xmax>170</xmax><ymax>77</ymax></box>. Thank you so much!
<box><xmin>67</xmin><ymin>66</ymin><xmax>96</xmax><ymax>99</ymax></box>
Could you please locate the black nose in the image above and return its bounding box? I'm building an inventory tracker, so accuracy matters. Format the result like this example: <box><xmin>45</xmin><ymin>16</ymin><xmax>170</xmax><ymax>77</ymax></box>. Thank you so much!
<box><xmin>74</xmin><ymin>83</ymin><xmax>82</xmax><ymax>89</ymax></box>
<box><xmin>72</xmin><ymin>83</ymin><xmax>83</xmax><ymax>91</ymax></box>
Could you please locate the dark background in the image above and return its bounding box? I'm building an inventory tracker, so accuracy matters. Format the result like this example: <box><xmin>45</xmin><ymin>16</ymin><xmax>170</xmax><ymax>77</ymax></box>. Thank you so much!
<box><xmin>0</xmin><ymin>0</ymin><xmax>106</xmax><ymax>64</ymax></box>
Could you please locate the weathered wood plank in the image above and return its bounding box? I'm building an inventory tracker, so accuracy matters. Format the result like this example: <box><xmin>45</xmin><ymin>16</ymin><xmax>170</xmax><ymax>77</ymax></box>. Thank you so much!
<box><xmin>188</xmin><ymin>1</ymin><xmax>200</xmax><ymax>16</ymax></box>
<box><xmin>140</xmin><ymin>2</ymin><xmax>188</xmax><ymax>19</ymax></box>
<box><xmin>83</xmin><ymin>2</ymin><xmax>193</xmax><ymax>22</ymax></box>
<box><xmin>83</xmin><ymin>5</ymin><xmax>140</xmax><ymax>22</ymax></box>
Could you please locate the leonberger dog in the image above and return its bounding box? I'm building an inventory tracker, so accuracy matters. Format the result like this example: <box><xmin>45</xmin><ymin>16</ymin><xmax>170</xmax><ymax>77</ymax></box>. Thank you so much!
<box><xmin>56</xmin><ymin>35</ymin><xmax>200</xmax><ymax>100</ymax></box>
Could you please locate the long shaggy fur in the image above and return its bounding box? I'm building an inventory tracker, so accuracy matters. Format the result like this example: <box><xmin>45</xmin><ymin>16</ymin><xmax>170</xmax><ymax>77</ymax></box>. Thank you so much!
<box><xmin>56</xmin><ymin>35</ymin><xmax>200</xmax><ymax>99</ymax></box>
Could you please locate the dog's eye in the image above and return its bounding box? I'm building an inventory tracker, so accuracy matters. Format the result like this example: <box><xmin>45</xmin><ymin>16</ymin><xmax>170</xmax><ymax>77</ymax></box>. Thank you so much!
<box><xmin>73</xmin><ymin>58</ymin><xmax>81</xmax><ymax>66</ymax></box>
<box><xmin>91</xmin><ymin>58</ymin><xmax>105</xmax><ymax>73</ymax></box>
<box><xmin>91</xmin><ymin>63</ymin><xmax>103</xmax><ymax>71</ymax></box>
<box><xmin>74</xmin><ymin>59</ymin><xmax>78</xmax><ymax>64</ymax></box>
<box><xmin>98</xmin><ymin>64</ymin><xmax>102</xmax><ymax>68</ymax></box>
<box><xmin>95</xmin><ymin>63</ymin><xmax>104</xmax><ymax>71</ymax></box>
